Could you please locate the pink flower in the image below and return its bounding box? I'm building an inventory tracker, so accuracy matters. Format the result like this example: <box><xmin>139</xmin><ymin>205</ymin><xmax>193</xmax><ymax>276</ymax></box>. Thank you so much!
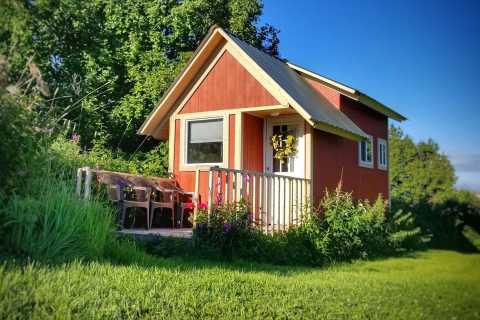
<box><xmin>183</xmin><ymin>202</ymin><xmax>195</xmax><ymax>210</ymax></box>
<box><xmin>198</xmin><ymin>202</ymin><xmax>207</xmax><ymax>210</ymax></box>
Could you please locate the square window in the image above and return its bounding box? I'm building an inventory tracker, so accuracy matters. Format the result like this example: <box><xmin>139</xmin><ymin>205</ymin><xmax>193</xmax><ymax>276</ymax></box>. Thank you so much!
<box><xmin>186</xmin><ymin>118</ymin><xmax>223</xmax><ymax>164</ymax></box>
<box><xmin>359</xmin><ymin>135</ymin><xmax>373</xmax><ymax>168</ymax></box>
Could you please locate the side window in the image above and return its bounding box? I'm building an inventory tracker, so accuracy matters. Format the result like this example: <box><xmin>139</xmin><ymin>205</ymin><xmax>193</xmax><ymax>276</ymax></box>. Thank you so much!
<box><xmin>185</xmin><ymin>118</ymin><xmax>223</xmax><ymax>164</ymax></box>
<box><xmin>378</xmin><ymin>138</ymin><xmax>387</xmax><ymax>170</ymax></box>
<box><xmin>358</xmin><ymin>135</ymin><xmax>373</xmax><ymax>168</ymax></box>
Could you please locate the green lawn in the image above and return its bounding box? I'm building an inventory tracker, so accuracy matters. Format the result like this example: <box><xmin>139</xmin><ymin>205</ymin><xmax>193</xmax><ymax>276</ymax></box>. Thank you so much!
<box><xmin>1</xmin><ymin>250</ymin><xmax>479</xmax><ymax>319</ymax></box>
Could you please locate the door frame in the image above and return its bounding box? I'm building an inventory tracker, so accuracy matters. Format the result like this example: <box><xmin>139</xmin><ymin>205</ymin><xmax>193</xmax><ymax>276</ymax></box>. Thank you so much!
<box><xmin>264</xmin><ymin>114</ymin><xmax>305</xmax><ymax>178</ymax></box>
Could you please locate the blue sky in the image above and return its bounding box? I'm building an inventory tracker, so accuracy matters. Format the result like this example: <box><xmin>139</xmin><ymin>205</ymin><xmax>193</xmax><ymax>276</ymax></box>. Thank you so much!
<box><xmin>259</xmin><ymin>0</ymin><xmax>480</xmax><ymax>191</ymax></box>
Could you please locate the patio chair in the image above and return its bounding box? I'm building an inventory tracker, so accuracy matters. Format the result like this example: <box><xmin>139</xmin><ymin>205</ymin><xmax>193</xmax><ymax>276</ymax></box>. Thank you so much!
<box><xmin>149</xmin><ymin>188</ymin><xmax>176</xmax><ymax>229</ymax></box>
<box><xmin>121</xmin><ymin>186</ymin><xmax>151</xmax><ymax>230</ymax></box>
<box><xmin>106</xmin><ymin>184</ymin><xmax>123</xmax><ymax>227</ymax></box>
<box><xmin>178</xmin><ymin>192</ymin><xmax>195</xmax><ymax>228</ymax></box>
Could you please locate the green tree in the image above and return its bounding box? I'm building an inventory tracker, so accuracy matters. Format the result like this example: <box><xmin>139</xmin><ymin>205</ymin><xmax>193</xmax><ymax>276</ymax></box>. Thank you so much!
<box><xmin>388</xmin><ymin>126</ymin><xmax>480</xmax><ymax>249</ymax></box>
<box><xmin>389</xmin><ymin>125</ymin><xmax>456</xmax><ymax>205</ymax></box>
<box><xmin>0</xmin><ymin>0</ymin><xmax>279</xmax><ymax>153</ymax></box>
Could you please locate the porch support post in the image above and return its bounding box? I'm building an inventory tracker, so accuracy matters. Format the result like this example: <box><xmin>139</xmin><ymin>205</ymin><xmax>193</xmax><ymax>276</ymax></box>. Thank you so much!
<box><xmin>207</xmin><ymin>169</ymin><xmax>214</xmax><ymax>223</ymax></box>
<box><xmin>193</xmin><ymin>169</ymin><xmax>200</xmax><ymax>227</ymax></box>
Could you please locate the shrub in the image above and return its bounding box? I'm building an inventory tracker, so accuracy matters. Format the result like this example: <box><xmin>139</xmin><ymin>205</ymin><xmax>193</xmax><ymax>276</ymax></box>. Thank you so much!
<box><xmin>301</xmin><ymin>190</ymin><xmax>389</xmax><ymax>261</ymax></box>
<box><xmin>48</xmin><ymin>136</ymin><xmax>169</xmax><ymax>178</ymax></box>
<box><xmin>190</xmin><ymin>188</ymin><xmax>425</xmax><ymax>266</ymax></box>
<box><xmin>1</xmin><ymin>173</ymin><xmax>115</xmax><ymax>261</ymax></box>
<box><xmin>193</xmin><ymin>200</ymin><xmax>251</xmax><ymax>260</ymax></box>
<box><xmin>0</xmin><ymin>94</ymin><xmax>40</xmax><ymax>194</ymax></box>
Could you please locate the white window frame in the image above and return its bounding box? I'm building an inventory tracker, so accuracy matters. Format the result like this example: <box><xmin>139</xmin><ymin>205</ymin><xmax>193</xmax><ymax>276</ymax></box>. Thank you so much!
<box><xmin>358</xmin><ymin>134</ymin><xmax>374</xmax><ymax>168</ymax></box>
<box><xmin>377</xmin><ymin>138</ymin><xmax>388</xmax><ymax>170</ymax></box>
<box><xmin>179</xmin><ymin>115</ymin><xmax>229</xmax><ymax>170</ymax></box>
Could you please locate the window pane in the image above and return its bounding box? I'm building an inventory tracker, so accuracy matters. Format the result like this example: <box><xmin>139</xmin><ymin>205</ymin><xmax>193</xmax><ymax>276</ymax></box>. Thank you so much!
<box><xmin>361</xmin><ymin>141</ymin><xmax>367</xmax><ymax>162</ymax></box>
<box><xmin>379</xmin><ymin>141</ymin><xmax>387</xmax><ymax>167</ymax></box>
<box><xmin>187</xmin><ymin>141</ymin><xmax>222</xmax><ymax>163</ymax></box>
<box><xmin>188</xmin><ymin>119</ymin><xmax>222</xmax><ymax>143</ymax></box>
<box><xmin>186</xmin><ymin>118</ymin><xmax>223</xmax><ymax>164</ymax></box>
<box><xmin>366</xmin><ymin>139</ymin><xmax>372</xmax><ymax>162</ymax></box>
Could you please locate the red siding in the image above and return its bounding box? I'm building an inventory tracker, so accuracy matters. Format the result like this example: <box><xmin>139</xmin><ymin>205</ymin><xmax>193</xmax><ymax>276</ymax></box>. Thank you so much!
<box><xmin>305</xmin><ymin>78</ymin><xmax>389</xmax><ymax>203</ymax></box>
<box><xmin>304</xmin><ymin>78</ymin><xmax>341</xmax><ymax>108</ymax></box>
<box><xmin>179</xmin><ymin>50</ymin><xmax>279</xmax><ymax>114</ymax></box>
<box><xmin>242</xmin><ymin>114</ymin><xmax>264</xmax><ymax>171</ymax></box>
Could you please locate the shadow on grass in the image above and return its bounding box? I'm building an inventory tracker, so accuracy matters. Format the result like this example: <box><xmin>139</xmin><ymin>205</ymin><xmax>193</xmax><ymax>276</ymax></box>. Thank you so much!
<box><xmin>97</xmin><ymin>233</ymin><xmax>429</xmax><ymax>277</ymax></box>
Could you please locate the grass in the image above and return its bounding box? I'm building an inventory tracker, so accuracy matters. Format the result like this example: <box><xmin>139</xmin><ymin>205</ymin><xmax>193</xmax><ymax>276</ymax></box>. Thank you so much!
<box><xmin>1</xmin><ymin>174</ymin><xmax>115</xmax><ymax>261</ymax></box>
<box><xmin>1</xmin><ymin>250</ymin><xmax>479</xmax><ymax>319</ymax></box>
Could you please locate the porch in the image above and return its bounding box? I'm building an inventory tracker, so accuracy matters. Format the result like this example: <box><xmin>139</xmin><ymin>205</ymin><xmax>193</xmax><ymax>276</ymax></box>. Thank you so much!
<box><xmin>76</xmin><ymin>165</ymin><xmax>311</xmax><ymax>237</ymax></box>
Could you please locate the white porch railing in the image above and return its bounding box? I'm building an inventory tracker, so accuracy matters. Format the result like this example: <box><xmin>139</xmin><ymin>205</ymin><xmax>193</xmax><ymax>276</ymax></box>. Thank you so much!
<box><xmin>205</xmin><ymin>167</ymin><xmax>311</xmax><ymax>234</ymax></box>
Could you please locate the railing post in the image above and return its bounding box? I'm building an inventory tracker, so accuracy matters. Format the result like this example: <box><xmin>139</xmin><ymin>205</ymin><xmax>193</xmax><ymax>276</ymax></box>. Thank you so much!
<box><xmin>76</xmin><ymin>167</ymin><xmax>83</xmax><ymax>197</ymax></box>
<box><xmin>251</xmin><ymin>174</ymin><xmax>256</xmax><ymax>225</ymax></box>
<box><xmin>233</xmin><ymin>172</ymin><xmax>238</xmax><ymax>203</ymax></box>
<box><xmin>193</xmin><ymin>169</ymin><xmax>200</xmax><ymax>227</ymax></box>
<box><xmin>225</xmin><ymin>171</ymin><xmax>230</xmax><ymax>204</ymax></box>
<box><xmin>84</xmin><ymin>167</ymin><xmax>93</xmax><ymax>200</ymax></box>
<box><xmin>207</xmin><ymin>169</ymin><xmax>214</xmax><ymax>223</ymax></box>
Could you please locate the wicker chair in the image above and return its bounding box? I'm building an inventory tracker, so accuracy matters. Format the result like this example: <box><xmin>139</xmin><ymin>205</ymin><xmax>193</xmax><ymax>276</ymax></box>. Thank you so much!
<box><xmin>121</xmin><ymin>186</ymin><xmax>151</xmax><ymax>229</ymax></box>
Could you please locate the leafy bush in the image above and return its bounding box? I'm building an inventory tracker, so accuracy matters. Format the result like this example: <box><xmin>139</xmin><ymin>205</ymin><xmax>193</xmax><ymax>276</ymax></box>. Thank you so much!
<box><xmin>48</xmin><ymin>136</ymin><xmax>169</xmax><ymax>178</ymax></box>
<box><xmin>0</xmin><ymin>94</ymin><xmax>40</xmax><ymax>193</ymax></box>
<box><xmin>303</xmin><ymin>190</ymin><xmax>388</xmax><ymax>261</ymax></box>
<box><xmin>189</xmin><ymin>189</ymin><xmax>428</xmax><ymax>265</ymax></box>
<box><xmin>1</xmin><ymin>173</ymin><xmax>115</xmax><ymax>261</ymax></box>
<box><xmin>190</xmin><ymin>189</ymin><xmax>425</xmax><ymax>266</ymax></box>
<box><xmin>193</xmin><ymin>200</ymin><xmax>252</xmax><ymax>260</ymax></box>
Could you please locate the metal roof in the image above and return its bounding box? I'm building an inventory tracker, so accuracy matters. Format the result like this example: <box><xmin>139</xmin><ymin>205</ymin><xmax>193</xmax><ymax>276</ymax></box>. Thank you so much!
<box><xmin>139</xmin><ymin>26</ymin><xmax>405</xmax><ymax>140</ymax></box>
<box><xmin>226</xmin><ymin>32</ymin><xmax>368</xmax><ymax>140</ymax></box>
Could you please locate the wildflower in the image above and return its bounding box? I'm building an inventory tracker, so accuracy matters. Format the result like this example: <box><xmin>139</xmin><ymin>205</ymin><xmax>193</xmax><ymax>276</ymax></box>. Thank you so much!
<box><xmin>71</xmin><ymin>132</ymin><xmax>79</xmax><ymax>144</ymax></box>
<box><xmin>198</xmin><ymin>202</ymin><xmax>207</xmax><ymax>210</ymax></box>
<box><xmin>183</xmin><ymin>202</ymin><xmax>195</xmax><ymax>210</ymax></box>
<box><xmin>223</xmin><ymin>223</ymin><xmax>232</xmax><ymax>233</ymax></box>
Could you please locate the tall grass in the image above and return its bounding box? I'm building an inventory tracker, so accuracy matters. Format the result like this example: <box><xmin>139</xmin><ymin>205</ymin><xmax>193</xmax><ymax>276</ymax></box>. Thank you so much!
<box><xmin>1</xmin><ymin>173</ymin><xmax>115</xmax><ymax>261</ymax></box>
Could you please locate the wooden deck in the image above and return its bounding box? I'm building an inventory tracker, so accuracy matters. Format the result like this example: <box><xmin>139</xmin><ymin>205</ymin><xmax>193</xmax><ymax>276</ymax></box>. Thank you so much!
<box><xmin>119</xmin><ymin>228</ymin><xmax>193</xmax><ymax>239</ymax></box>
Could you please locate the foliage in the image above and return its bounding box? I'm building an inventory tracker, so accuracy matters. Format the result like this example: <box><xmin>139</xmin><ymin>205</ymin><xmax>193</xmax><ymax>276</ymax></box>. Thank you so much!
<box><xmin>299</xmin><ymin>189</ymin><xmax>424</xmax><ymax>263</ymax></box>
<box><xmin>1</xmin><ymin>172</ymin><xmax>115</xmax><ymax>261</ymax></box>
<box><xmin>0</xmin><ymin>93</ymin><xmax>41</xmax><ymax>193</ymax></box>
<box><xmin>389</xmin><ymin>126</ymin><xmax>456</xmax><ymax>205</ymax></box>
<box><xmin>193</xmin><ymin>200</ymin><xmax>251</xmax><ymax>259</ymax></box>
<box><xmin>190</xmin><ymin>190</ymin><xmax>424</xmax><ymax>266</ymax></box>
<box><xmin>1</xmin><ymin>250</ymin><xmax>479</xmax><ymax>319</ymax></box>
<box><xmin>271</xmin><ymin>132</ymin><xmax>297</xmax><ymax>161</ymax></box>
<box><xmin>389</xmin><ymin>125</ymin><xmax>479</xmax><ymax>250</ymax></box>
<box><xmin>1</xmin><ymin>0</ymin><xmax>280</xmax><ymax>153</ymax></box>
<box><xmin>49</xmin><ymin>135</ymin><xmax>169</xmax><ymax>177</ymax></box>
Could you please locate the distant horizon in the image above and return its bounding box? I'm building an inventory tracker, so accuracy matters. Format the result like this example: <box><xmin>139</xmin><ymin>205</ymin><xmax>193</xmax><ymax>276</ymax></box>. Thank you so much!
<box><xmin>260</xmin><ymin>0</ymin><xmax>480</xmax><ymax>191</ymax></box>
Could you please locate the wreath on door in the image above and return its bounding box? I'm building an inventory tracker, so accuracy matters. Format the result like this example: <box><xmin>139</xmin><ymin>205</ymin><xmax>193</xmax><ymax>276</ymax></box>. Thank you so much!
<box><xmin>271</xmin><ymin>132</ymin><xmax>297</xmax><ymax>162</ymax></box>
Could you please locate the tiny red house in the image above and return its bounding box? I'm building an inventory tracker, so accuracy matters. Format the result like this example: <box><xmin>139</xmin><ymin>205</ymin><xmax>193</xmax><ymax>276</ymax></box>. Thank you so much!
<box><xmin>138</xmin><ymin>26</ymin><xmax>405</xmax><ymax>222</ymax></box>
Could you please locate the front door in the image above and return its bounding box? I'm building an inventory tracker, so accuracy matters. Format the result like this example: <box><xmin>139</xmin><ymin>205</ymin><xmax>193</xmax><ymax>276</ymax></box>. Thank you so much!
<box><xmin>264</xmin><ymin>116</ymin><xmax>305</xmax><ymax>178</ymax></box>
<box><xmin>264</xmin><ymin>116</ymin><xmax>305</xmax><ymax>227</ymax></box>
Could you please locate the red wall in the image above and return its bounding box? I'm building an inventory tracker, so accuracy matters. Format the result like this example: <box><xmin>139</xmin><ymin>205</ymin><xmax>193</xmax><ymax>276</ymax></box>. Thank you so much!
<box><xmin>172</xmin><ymin>49</ymin><xmax>278</xmax><ymax>204</ymax></box>
<box><xmin>306</xmin><ymin>78</ymin><xmax>389</xmax><ymax>203</ymax></box>
<box><xmin>179</xmin><ymin>50</ymin><xmax>278</xmax><ymax>114</ymax></box>
<box><xmin>242</xmin><ymin>114</ymin><xmax>264</xmax><ymax>172</ymax></box>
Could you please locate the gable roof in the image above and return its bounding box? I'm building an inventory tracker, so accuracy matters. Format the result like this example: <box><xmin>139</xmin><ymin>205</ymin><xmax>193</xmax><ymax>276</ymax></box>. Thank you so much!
<box><xmin>139</xmin><ymin>26</ymin><xmax>405</xmax><ymax>141</ymax></box>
